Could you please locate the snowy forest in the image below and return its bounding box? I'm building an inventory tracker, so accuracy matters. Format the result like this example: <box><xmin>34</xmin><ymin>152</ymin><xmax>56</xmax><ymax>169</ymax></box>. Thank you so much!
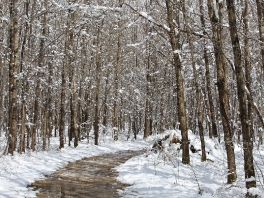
<box><xmin>1</xmin><ymin>0</ymin><xmax>264</xmax><ymax>197</ymax></box>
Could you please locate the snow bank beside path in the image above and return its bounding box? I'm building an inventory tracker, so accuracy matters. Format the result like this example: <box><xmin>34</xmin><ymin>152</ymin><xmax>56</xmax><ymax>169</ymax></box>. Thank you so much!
<box><xmin>0</xmin><ymin>137</ymin><xmax>148</xmax><ymax>198</ymax></box>
<box><xmin>116</xmin><ymin>130</ymin><xmax>264</xmax><ymax>198</ymax></box>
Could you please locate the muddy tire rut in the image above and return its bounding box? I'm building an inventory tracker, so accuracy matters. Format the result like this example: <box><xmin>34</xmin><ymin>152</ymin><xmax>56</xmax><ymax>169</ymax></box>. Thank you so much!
<box><xmin>29</xmin><ymin>149</ymin><xmax>145</xmax><ymax>198</ymax></box>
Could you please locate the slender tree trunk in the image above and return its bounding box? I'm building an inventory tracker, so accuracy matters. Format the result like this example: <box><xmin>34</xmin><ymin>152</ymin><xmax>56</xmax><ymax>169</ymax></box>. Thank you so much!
<box><xmin>159</xmin><ymin>90</ymin><xmax>165</xmax><ymax>133</ymax></box>
<box><xmin>19</xmin><ymin>0</ymin><xmax>30</xmax><ymax>153</ymax></box>
<box><xmin>72</xmin><ymin>75</ymin><xmax>78</xmax><ymax>147</ymax></box>
<box><xmin>207</xmin><ymin>0</ymin><xmax>237</xmax><ymax>183</ymax></box>
<box><xmin>226</xmin><ymin>0</ymin><xmax>256</xmax><ymax>190</ymax></box>
<box><xmin>42</xmin><ymin>107</ymin><xmax>47</xmax><ymax>151</ymax></box>
<box><xmin>144</xmin><ymin>56</ymin><xmax>151</xmax><ymax>138</ymax></box>
<box><xmin>19</xmin><ymin>101</ymin><xmax>26</xmax><ymax>153</ymax></box>
<box><xmin>243</xmin><ymin>0</ymin><xmax>254</xmax><ymax>145</ymax></box>
<box><xmin>256</xmin><ymin>0</ymin><xmax>264</xmax><ymax>71</ymax></box>
<box><xmin>0</xmin><ymin>2</ymin><xmax>4</xmax><ymax>134</ymax></box>
<box><xmin>32</xmin><ymin>0</ymin><xmax>47</xmax><ymax>151</ymax></box>
<box><xmin>199</xmin><ymin>0</ymin><xmax>217</xmax><ymax>139</ymax></box>
<box><xmin>256</xmin><ymin>0</ymin><xmax>264</xmax><ymax>147</ymax></box>
<box><xmin>59</xmin><ymin>25</ymin><xmax>69</xmax><ymax>149</ymax></box>
<box><xmin>94</xmin><ymin>24</ymin><xmax>103</xmax><ymax>145</ymax></box>
<box><xmin>8</xmin><ymin>0</ymin><xmax>19</xmax><ymax>155</ymax></box>
<box><xmin>183</xmin><ymin>0</ymin><xmax>206</xmax><ymax>162</ymax></box>
<box><xmin>113</xmin><ymin>0</ymin><xmax>123</xmax><ymax>141</ymax></box>
<box><xmin>68</xmin><ymin>4</ymin><xmax>78</xmax><ymax>147</ymax></box>
<box><xmin>47</xmin><ymin>60</ymin><xmax>53</xmax><ymax>146</ymax></box>
<box><xmin>102</xmin><ymin>68</ymin><xmax>110</xmax><ymax>134</ymax></box>
<box><xmin>165</xmin><ymin>0</ymin><xmax>190</xmax><ymax>164</ymax></box>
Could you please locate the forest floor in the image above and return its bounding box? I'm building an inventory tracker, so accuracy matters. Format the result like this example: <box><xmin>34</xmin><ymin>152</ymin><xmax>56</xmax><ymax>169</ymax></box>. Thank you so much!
<box><xmin>0</xmin><ymin>130</ymin><xmax>264</xmax><ymax>197</ymax></box>
<box><xmin>29</xmin><ymin>149</ymin><xmax>146</xmax><ymax>198</ymax></box>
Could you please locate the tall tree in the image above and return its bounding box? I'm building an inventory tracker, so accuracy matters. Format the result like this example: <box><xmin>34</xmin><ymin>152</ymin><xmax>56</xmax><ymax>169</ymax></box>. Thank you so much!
<box><xmin>226</xmin><ymin>0</ymin><xmax>256</xmax><ymax>190</ymax></box>
<box><xmin>68</xmin><ymin>0</ymin><xmax>78</xmax><ymax>148</ymax></box>
<box><xmin>8</xmin><ymin>0</ymin><xmax>19</xmax><ymax>155</ymax></box>
<box><xmin>94</xmin><ymin>21</ymin><xmax>103</xmax><ymax>146</ymax></box>
<box><xmin>199</xmin><ymin>0</ymin><xmax>218</xmax><ymax>139</ymax></box>
<box><xmin>182</xmin><ymin>0</ymin><xmax>206</xmax><ymax>162</ymax></box>
<box><xmin>165</xmin><ymin>0</ymin><xmax>190</xmax><ymax>164</ymax></box>
<box><xmin>113</xmin><ymin>0</ymin><xmax>123</xmax><ymax>141</ymax></box>
<box><xmin>207</xmin><ymin>0</ymin><xmax>237</xmax><ymax>183</ymax></box>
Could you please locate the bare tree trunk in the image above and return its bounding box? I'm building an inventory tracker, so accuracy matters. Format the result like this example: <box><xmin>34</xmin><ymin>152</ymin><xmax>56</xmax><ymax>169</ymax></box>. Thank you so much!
<box><xmin>159</xmin><ymin>90</ymin><xmax>165</xmax><ymax>133</ymax></box>
<box><xmin>19</xmin><ymin>0</ymin><xmax>30</xmax><ymax>153</ymax></box>
<box><xmin>42</xmin><ymin>108</ymin><xmax>47</xmax><ymax>151</ymax></box>
<box><xmin>102</xmin><ymin>68</ymin><xmax>110</xmax><ymax>134</ymax></box>
<box><xmin>47</xmin><ymin>60</ymin><xmax>53</xmax><ymax>146</ymax></box>
<box><xmin>256</xmin><ymin>0</ymin><xmax>264</xmax><ymax>71</ymax></box>
<box><xmin>165</xmin><ymin>0</ymin><xmax>190</xmax><ymax>164</ymax></box>
<box><xmin>68</xmin><ymin>4</ymin><xmax>78</xmax><ymax>147</ymax></box>
<box><xmin>226</xmin><ymin>0</ymin><xmax>256</xmax><ymax>190</ymax></box>
<box><xmin>0</xmin><ymin>2</ymin><xmax>4</xmax><ymax>135</ymax></box>
<box><xmin>144</xmin><ymin>54</ymin><xmax>151</xmax><ymax>138</ymax></box>
<box><xmin>183</xmin><ymin>0</ymin><xmax>206</xmax><ymax>162</ymax></box>
<box><xmin>94</xmin><ymin>23</ymin><xmax>103</xmax><ymax>145</ymax></box>
<box><xmin>199</xmin><ymin>0</ymin><xmax>217</xmax><ymax>139</ymax></box>
<box><xmin>72</xmin><ymin>75</ymin><xmax>78</xmax><ymax>147</ymax></box>
<box><xmin>243</xmin><ymin>0</ymin><xmax>254</xmax><ymax>145</ymax></box>
<box><xmin>207</xmin><ymin>0</ymin><xmax>237</xmax><ymax>183</ymax></box>
<box><xmin>59</xmin><ymin>23</ymin><xmax>69</xmax><ymax>149</ymax></box>
<box><xmin>19</xmin><ymin>101</ymin><xmax>26</xmax><ymax>153</ymax></box>
<box><xmin>256</xmin><ymin>0</ymin><xmax>264</xmax><ymax>147</ymax></box>
<box><xmin>32</xmin><ymin>0</ymin><xmax>47</xmax><ymax>151</ymax></box>
<box><xmin>113</xmin><ymin>0</ymin><xmax>123</xmax><ymax>141</ymax></box>
<box><xmin>8</xmin><ymin>0</ymin><xmax>19</xmax><ymax>155</ymax></box>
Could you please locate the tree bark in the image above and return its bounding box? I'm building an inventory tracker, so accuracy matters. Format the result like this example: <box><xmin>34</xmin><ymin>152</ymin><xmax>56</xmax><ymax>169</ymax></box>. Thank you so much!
<box><xmin>256</xmin><ymin>0</ymin><xmax>264</xmax><ymax>71</ymax></box>
<box><xmin>182</xmin><ymin>0</ymin><xmax>206</xmax><ymax>162</ymax></box>
<box><xmin>113</xmin><ymin>0</ymin><xmax>123</xmax><ymax>141</ymax></box>
<box><xmin>165</xmin><ymin>0</ymin><xmax>190</xmax><ymax>164</ymax></box>
<box><xmin>226</xmin><ymin>0</ymin><xmax>256</xmax><ymax>190</ymax></box>
<box><xmin>8</xmin><ymin>0</ymin><xmax>19</xmax><ymax>155</ymax></box>
<box><xmin>199</xmin><ymin>0</ymin><xmax>217</xmax><ymax>139</ymax></box>
<box><xmin>68</xmin><ymin>3</ymin><xmax>78</xmax><ymax>147</ymax></box>
<box><xmin>94</xmin><ymin>23</ymin><xmax>103</xmax><ymax>146</ymax></box>
<box><xmin>207</xmin><ymin>0</ymin><xmax>237</xmax><ymax>183</ymax></box>
<box><xmin>32</xmin><ymin>0</ymin><xmax>47</xmax><ymax>151</ymax></box>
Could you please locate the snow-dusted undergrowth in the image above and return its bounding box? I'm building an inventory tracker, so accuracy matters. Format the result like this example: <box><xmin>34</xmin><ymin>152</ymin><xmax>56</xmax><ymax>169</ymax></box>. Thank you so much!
<box><xmin>116</xmin><ymin>130</ymin><xmax>264</xmax><ymax>198</ymax></box>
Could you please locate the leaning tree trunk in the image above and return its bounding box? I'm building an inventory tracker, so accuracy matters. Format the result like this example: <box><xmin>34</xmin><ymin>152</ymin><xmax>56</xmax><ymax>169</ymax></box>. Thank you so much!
<box><xmin>226</xmin><ymin>0</ymin><xmax>256</xmax><ymax>190</ymax></box>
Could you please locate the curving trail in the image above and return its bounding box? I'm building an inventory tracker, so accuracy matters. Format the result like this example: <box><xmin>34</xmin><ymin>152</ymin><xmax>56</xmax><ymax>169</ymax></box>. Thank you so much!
<box><xmin>29</xmin><ymin>149</ymin><xmax>145</xmax><ymax>198</ymax></box>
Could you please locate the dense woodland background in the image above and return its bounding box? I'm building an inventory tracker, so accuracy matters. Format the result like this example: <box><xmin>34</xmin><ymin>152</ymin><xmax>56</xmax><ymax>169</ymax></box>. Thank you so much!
<box><xmin>1</xmin><ymin>0</ymin><xmax>264</xmax><ymax>195</ymax></box>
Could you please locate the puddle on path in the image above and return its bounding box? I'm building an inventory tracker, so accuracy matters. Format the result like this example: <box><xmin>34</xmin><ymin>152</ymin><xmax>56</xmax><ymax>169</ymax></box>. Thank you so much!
<box><xmin>29</xmin><ymin>149</ymin><xmax>146</xmax><ymax>198</ymax></box>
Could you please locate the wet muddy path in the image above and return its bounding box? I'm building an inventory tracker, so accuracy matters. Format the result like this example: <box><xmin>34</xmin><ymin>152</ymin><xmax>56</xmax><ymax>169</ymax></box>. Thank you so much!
<box><xmin>29</xmin><ymin>149</ymin><xmax>146</xmax><ymax>198</ymax></box>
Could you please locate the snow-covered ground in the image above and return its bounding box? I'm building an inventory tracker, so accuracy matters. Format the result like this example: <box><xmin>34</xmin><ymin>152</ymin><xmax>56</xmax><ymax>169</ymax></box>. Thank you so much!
<box><xmin>0</xmin><ymin>130</ymin><xmax>264</xmax><ymax>197</ymax></box>
<box><xmin>116</xmin><ymin>130</ymin><xmax>264</xmax><ymax>198</ymax></box>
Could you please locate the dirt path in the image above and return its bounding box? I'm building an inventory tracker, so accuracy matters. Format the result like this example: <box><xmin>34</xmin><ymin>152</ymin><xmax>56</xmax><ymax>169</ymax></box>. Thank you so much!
<box><xmin>29</xmin><ymin>149</ymin><xmax>145</xmax><ymax>198</ymax></box>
